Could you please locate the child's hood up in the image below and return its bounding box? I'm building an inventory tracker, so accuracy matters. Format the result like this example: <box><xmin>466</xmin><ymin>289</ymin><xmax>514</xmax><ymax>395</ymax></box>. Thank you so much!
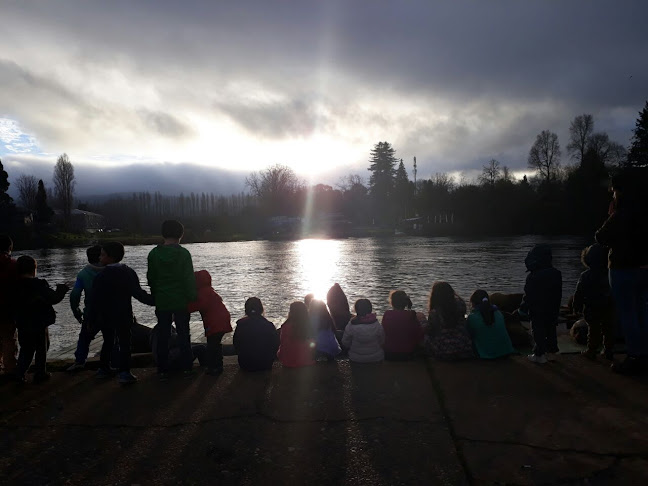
<box><xmin>194</xmin><ymin>269</ymin><xmax>212</xmax><ymax>288</ymax></box>
<box><xmin>524</xmin><ymin>244</ymin><xmax>553</xmax><ymax>272</ymax></box>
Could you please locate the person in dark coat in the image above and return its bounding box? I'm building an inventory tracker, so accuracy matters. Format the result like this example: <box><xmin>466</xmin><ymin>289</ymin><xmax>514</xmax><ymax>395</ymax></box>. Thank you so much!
<box><xmin>13</xmin><ymin>255</ymin><xmax>69</xmax><ymax>383</ymax></box>
<box><xmin>519</xmin><ymin>244</ymin><xmax>563</xmax><ymax>364</ymax></box>
<box><xmin>595</xmin><ymin>170</ymin><xmax>648</xmax><ymax>374</ymax></box>
<box><xmin>573</xmin><ymin>243</ymin><xmax>615</xmax><ymax>360</ymax></box>
<box><xmin>87</xmin><ymin>242</ymin><xmax>154</xmax><ymax>384</ymax></box>
<box><xmin>0</xmin><ymin>235</ymin><xmax>18</xmax><ymax>376</ymax></box>
<box><xmin>233</xmin><ymin>297</ymin><xmax>279</xmax><ymax>372</ymax></box>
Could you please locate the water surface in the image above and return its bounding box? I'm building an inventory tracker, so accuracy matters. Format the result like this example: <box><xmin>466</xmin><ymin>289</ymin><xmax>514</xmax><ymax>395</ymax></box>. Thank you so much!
<box><xmin>17</xmin><ymin>235</ymin><xmax>589</xmax><ymax>353</ymax></box>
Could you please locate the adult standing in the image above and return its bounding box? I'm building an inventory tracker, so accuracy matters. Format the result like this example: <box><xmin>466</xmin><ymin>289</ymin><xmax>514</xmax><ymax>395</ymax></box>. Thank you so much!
<box><xmin>595</xmin><ymin>170</ymin><xmax>648</xmax><ymax>374</ymax></box>
<box><xmin>0</xmin><ymin>235</ymin><xmax>17</xmax><ymax>376</ymax></box>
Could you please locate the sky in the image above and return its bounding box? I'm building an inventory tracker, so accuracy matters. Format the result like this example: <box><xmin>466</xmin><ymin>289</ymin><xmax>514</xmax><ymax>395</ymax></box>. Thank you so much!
<box><xmin>1</xmin><ymin>0</ymin><xmax>647</xmax><ymax>197</ymax></box>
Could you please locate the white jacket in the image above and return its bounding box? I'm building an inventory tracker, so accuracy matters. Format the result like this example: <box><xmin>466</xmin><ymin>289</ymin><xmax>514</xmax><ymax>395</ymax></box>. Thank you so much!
<box><xmin>342</xmin><ymin>318</ymin><xmax>385</xmax><ymax>363</ymax></box>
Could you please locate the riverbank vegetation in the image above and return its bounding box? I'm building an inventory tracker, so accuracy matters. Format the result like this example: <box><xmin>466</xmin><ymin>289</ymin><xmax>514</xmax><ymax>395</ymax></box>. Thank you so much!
<box><xmin>2</xmin><ymin>103</ymin><xmax>647</xmax><ymax>249</ymax></box>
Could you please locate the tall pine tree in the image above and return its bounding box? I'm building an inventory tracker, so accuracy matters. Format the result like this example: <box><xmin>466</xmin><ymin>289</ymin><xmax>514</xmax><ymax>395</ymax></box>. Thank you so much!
<box><xmin>627</xmin><ymin>101</ymin><xmax>648</xmax><ymax>168</ymax></box>
<box><xmin>368</xmin><ymin>141</ymin><xmax>398</xmax><ymax>223</ymax></box>
<box><xmin>35</xmin><ymin>179</ymin><xmax>53</xmax><ymax>224</ymax></box>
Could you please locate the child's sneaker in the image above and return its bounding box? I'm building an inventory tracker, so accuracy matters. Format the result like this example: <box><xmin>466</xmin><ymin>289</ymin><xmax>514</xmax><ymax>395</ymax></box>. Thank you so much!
<box><xmin>118</xmin><ymin>371</ymin><xmax>138</xmax><ymax>384</ymax></box>
<box><xmin>545</xmin><ymin>352</ymin><xmax>558</xmax><ymax>361</ymax></box>
<box><xmin>33</xmin><ymin>372</ymin><xmax>52</xmax><ymax>384</ymax></box>
<box><xmin>66</xmin><ymin>362</ymin><xmax>86</xmax><ymax>372</ymax></box>
<box><xmin>527</xmin><ymin>354</ymin><xmax>547</xmax><ymax>364</ymax></box>
<box><xmin>95</xmin><ymin>368</ymin><xmax>114</xmax><ymax>379</ymax></box>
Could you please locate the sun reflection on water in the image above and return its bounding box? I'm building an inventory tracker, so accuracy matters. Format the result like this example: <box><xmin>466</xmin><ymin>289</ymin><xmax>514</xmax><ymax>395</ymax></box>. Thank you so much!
<box><xmin>294</xmin><ymin>238</ymin><xmax>342</xmax><ymax>301</ymax></box>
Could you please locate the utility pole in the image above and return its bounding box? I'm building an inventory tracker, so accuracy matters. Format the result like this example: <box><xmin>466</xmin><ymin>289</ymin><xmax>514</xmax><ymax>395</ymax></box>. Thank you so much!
<box><xmin>413</xmin><ymin>156</ymin><xmax>417</xmax><ymax>194</ymax></box>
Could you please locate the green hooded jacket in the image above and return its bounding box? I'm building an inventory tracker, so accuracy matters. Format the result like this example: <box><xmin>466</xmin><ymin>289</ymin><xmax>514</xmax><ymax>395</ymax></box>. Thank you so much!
<box><xmin>147</xmin><ymin>244</ymin><xmax>197</xmax><ymax>311</ymax></box>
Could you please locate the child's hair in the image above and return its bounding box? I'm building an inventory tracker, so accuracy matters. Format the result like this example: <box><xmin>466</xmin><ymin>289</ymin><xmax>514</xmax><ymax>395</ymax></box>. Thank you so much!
<box><xmin>428</xmin><ymin>281</ymin><xmax>460</xmax><ymax>325</ymax></box>
<box><xmin>354</xmin><ymin>298</ymin><xmax>372</xmax><ymax>317</ymax></box>
<box><xmin>161</xmin><ymin>219</ymin><xmax>184</xmax><ymax>239</ymax></box>
<box><xmin>389</xmin><ymin>290</ymin><xmax>412</xmax><ymax>310</ymax></box>
<box><xmin>581</xmin><ymin>243</ymin><xmax>607</xmax><ymax>270</ymax></box>
<box><xmin>470</xmin><ymin>289</ymin><xmax>495</xmax><ymax>326</ymax></box>
<box><xmin>304</xmin><ymin>293</ymin><xmax>315</xmax><ymax>308</ymax></box>
<box><xmin>102</xmin><ymin>241</ymin><xmax>125</xmax><ymax>262</ymax></box>
<box><xmin>287</xmin><ymin>301</ymin><xmax>311</xmax><ymax>340</ymax></box>
<box><xmin>245</xmin><ymin>297</ymin><xmax>264</xmax><ymax>316</ymax></box>
<box><xmin>16</xmin><ymin>255</ymin><xmax>36</xmax><ymax>276</ymax></box>
<box><xmin>86</xmin><ymin>245</ymin><xmax>102</xmax><ymax>265</ymax></box>
<box><xmin>0</xmin><ymin>234</ymin><xmax>13</xmax><ymax>253</ymax></box>
<box><xmin>309</xmin><ymin>299</ymin><xmax>336</xmax><ymax>331</ymax></box>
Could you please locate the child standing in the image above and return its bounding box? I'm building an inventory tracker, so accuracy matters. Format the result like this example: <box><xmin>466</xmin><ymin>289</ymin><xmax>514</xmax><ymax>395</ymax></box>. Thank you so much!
<box><xmin>88</xmin><ymin>242</ymin><xmax>154</xmax><ymax>383</ymax></box>
<box><xmin>147</xmin><ymin>220</ymin><xmax>197</xmax><ymax>379</ymax></box>
<box><xmin>519</xmin><ymin>244</ymin><xmax>563</xmax><ymax>364</ymax></box>
<box><xmin>467</xmin><ymin>290</ymin><xmax>516</xmax><ymax>359</ymax></box>
<box><xmin>382</xmin><ymin>290</ymin><xmax>424</xmax><ymax>361</ymax></box>
<box><xmin>67</xmin><ymin>245</ymin><xmax>104</xmax><ymax>371</ymax></box>
<box><xmin>309</xmin><ymin>299</ymin><xmax>341</xmax><ymax>361</ymax></box>
<box><xmin>187</xmin><ymin>270</ymin><xmax>231</xmax><ymax>375</ymax></box>
<box><xmin>233</xmin><ymin>297</ymin><xmax>279</xmax><ymax>371</ymax></box>
<box><xmin>342</xmin><ymin>299</ymin><xmax>384</xmax><ymax>363</ymax></box>
<box><xmin>277</xmin><ymin>301</ymin><xmax>315</xmax><ymax>367</ymax></box>
<box><xmin>14</xmin><ymin>255</ymin><xmax>69</xmax><ymax>383</ymax></box>
<box><xmin>0</xmin><ymin>235</ymin><xmax>18</xmax><ymax>376</ymax></box>
<box><xmin>573</xmin><ymin>243</ymin><xmax>615</xmax><ymax>360</ymax></box>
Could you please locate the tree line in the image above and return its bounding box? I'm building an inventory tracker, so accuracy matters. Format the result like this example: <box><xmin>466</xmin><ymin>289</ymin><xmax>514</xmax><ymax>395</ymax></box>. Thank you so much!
<box><xmin>1</xmin><ymin>101</ymin><xmax>647</xmax><ymax>242</ymax></box>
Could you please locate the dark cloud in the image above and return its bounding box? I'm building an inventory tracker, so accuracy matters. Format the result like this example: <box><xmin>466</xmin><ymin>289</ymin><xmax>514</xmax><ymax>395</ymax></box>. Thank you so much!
<box><xmin>138</xmin><ymin>110</ymin><xmax>193</xmax><ymax>138</ymax></box>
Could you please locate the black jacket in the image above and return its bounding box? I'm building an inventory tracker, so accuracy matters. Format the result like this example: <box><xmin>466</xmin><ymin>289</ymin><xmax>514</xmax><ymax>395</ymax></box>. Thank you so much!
<box><xmin>573</xmin><ymin>244</ymin><xmax>613</xmax><ymax>319</ymax></box>
<box><xmin>14</xmin><ymin>277</ymin><xmax>67</xmax><ymax>330</ymax></box>
<box><xmin>233</xmin><ymin>314</ymin><xmax>279</xmax><ymax>371</ymax></box>
<box><xmin>519</xmin><ymin>244</ymin><xmax>562</xmax><ymax>323</ymax></box>
<box><xmin>595</xmin><ymin>207</ymin><xmax>648</xmax><ymax>269</ymax></box>
<box><xmin>87</xmin><ymin>264</ymin><xmax>154</xmax><ymax>328</ymax></box>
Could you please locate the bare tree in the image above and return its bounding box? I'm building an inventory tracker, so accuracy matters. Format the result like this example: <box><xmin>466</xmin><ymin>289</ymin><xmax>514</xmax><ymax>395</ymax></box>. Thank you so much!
<box><xmin>567</xmin><ymin>114</ymin><xmax>594</xmax><ymax>165</ymax></box>
<box><xmin>587</xmin><ymin>132</ymin><xmax>627</xmax><ymax>166</ymax></box>
<box><xmin>336</xmin><ymin>174</ymin><xmax>365</xmax><ymax>192</ymax></box>
<box><xmin>245</xmin><ymin>164</ymin><xmax>305</xmax><ymax>215</ymax></box>
<box><xmin>478</xmin><ymin>159</ymin><xmax>501</xmax><ymax>187</ymax></box>
<box><xmin>53</xmin><ymin>153</ymin><xmax>76</xmax><ymax>228</ymax></box>
<box><xmin>15</xmin><ymin>174</ymin><xmax>38</xmax><ymax>210</ymax></box>
<box><xmin>528</xmin><ymin>130</ymin><xmax>561</xmax><ymax>183</ymax></box>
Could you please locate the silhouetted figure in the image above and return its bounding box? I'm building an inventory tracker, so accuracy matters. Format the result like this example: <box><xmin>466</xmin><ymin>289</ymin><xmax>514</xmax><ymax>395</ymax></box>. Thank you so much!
<box><xmin>596</xmin><ymin>171</ymin><xmax>648</xmax><ymax>374</ymax></box>
<box><xmin>14</xmin><ymin>255</ymin><xmax>69</xmax><ymax>383</ymax></box>
<box><xmin>326</xmin><ymin>283</ymin><xmax>352</xmax><ymax>332</ymax></box>
<box><xmin>518</xmin><ymin>244</ymin><xmax>562</xmax><ymax>364</ymax></box>
<box><xmin>573</xmin><ymin>243</ymin><xmax>615</xmax><ymax>360</ymax></box>
<box><xmin>148</xmin><ymin>220</ymin><xmax>197</xmax><ymax>379</ymax></box>
<box><xmin>233</xmin><ymin>297</ymin><xmax>279</xmax><ymax>371</ymax></box>
<box><xmin>342</xmin><ymin>298</ymin><xmax>384</xmax><ymax>363</ymax></box>
<box><xmin>188</xmin><ymin>270</ymin><xmax>232</xmax><ymax>375</ymax></box>
<box><xmin>467</xmin><ymin>290</ymin><xmax>515</xmax><ymax>359</ymax></box>
<box><xmin>278</xmin><ymin>301</ymin><xmax>315</xmax><ymax>368</ymax></box>
<box><xmin>423</xmin><ymin>282</ymin><xmax>474</xmax><ymax>361</ymax></box>
<box><xmin>382</xmin><ymin>290</ymin><xmax>424</xmax><ymax>361</ymax></box>
<box><xmin>0</xmin><ymin>235</ymin><xmax>18</xmax><ymax>376</ymax></box>
<box><xmin>88</xmin><ymin>242</ymin><xmax>154</xmax><ymax>384</ymax></box>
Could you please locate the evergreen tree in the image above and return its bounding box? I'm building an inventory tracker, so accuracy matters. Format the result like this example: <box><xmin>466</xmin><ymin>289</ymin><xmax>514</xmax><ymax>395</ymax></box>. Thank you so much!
<box><xmin>367</xmin><ymin>141</ymin><xmax>398</xmax><ymax>222</ymax></box>
<box><xmin>35</xmin><ymin>179</ymin><xmax>53</xmax><ymax>224</ymax></box>
<box><xmin>627</xmin><ymin>100</ymin><xmax>648</xmax><ymax>168</ymax></box>
<box><xmin>393</xmin><ymin>159</ymin><xmax>412</xmax><ymax>218</ymax></box>
<box><xmin>0</xmin><ymin>159</ymin><xmax>15</xmax><ymax>228</ymax></box>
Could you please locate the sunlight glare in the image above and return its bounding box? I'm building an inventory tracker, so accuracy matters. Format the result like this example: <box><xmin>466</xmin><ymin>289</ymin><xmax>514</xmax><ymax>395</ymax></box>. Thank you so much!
<box><xmin>294</xmin><ymin>239</ymin><xmax>342</xmax><ymax>302</ymax></box>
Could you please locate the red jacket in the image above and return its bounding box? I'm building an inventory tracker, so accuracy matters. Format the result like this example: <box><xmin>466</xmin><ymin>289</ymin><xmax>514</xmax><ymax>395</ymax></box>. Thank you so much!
<box><xmin>277</xmin><ymin>320</ymin><xmax>315</xmax><ymax>367</ymax></box>
<box><xmin>381</xmin><ymin>309</ymin><xmax>424</xmax><ymax>354</ymax></box>
<box><xmin>187</xmin><ymin>270</ymin><xmax>232</xmax><ymax>337</ymax></box>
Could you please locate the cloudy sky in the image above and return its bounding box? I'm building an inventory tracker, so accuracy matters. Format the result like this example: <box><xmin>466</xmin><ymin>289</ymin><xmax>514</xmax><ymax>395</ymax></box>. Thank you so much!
<box><xmin>1</xmin><ymin>0</ymin><xmax>646</xmax><ymax>196</ymax></box>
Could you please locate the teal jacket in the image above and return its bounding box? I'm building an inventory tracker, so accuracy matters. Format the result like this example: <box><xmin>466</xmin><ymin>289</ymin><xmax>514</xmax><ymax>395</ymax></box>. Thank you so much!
<box><xmin>466</xmin><ymin>308</ymin><xmax>516</xmax><ymax>359</ymax></box>
<box><xmin>147</xmin><ymin>244</ymin><xmax>197</xmax><ymax>311</ymax></box>
<box><xmin>69</xmin><ymin>263</ymin><xmax>103</xmax><ymax>320</ymax></box>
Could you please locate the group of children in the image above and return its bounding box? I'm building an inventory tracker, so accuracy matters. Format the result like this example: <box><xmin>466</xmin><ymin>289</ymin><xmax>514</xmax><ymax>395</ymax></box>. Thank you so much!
<box><xmin>0</xmin><ymin>221</ymin><xmax>624</xmax><ymax>384</ymax></box>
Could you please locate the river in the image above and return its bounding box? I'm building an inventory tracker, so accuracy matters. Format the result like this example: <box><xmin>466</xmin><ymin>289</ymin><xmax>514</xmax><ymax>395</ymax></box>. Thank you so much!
<box><xmin>15</xmin><ymin>235</ymin><xmax>590</xmax><ymax>353</ymax></box>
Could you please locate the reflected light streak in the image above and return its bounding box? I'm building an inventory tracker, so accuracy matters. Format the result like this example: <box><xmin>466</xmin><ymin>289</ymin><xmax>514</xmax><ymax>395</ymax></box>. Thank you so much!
<box><xmin>295</xmin><ymin>239</ymin><xmax>342</xmax><ymax>301</ymax></box>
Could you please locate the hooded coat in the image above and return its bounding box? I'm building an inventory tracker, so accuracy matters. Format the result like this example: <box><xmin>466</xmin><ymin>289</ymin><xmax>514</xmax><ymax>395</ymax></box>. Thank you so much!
<box><xmin>341</xmin><ymin>313</ymin><xmax>385</xmax><ymax>363</ymax></box>
<box><xmin>187</xmin><ymin>270</ymin><xmax>232</xmax><ymax>337</ymax></box>
<box><xmin>69</xmin><ymin>263</ymin><xmax>103</xmax><ymax>319</ymax></box>
<box><xmin>519</xmin><ymin>244</ymin><xmax>562</xmax><ymax>322</ymax></box>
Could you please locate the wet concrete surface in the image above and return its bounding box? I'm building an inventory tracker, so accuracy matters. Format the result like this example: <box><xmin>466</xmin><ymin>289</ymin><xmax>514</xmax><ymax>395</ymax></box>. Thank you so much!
<box><xmin>1</xmin><ymin>354</ymin><xmax>648</xmax><ymax>485</ymax></box>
